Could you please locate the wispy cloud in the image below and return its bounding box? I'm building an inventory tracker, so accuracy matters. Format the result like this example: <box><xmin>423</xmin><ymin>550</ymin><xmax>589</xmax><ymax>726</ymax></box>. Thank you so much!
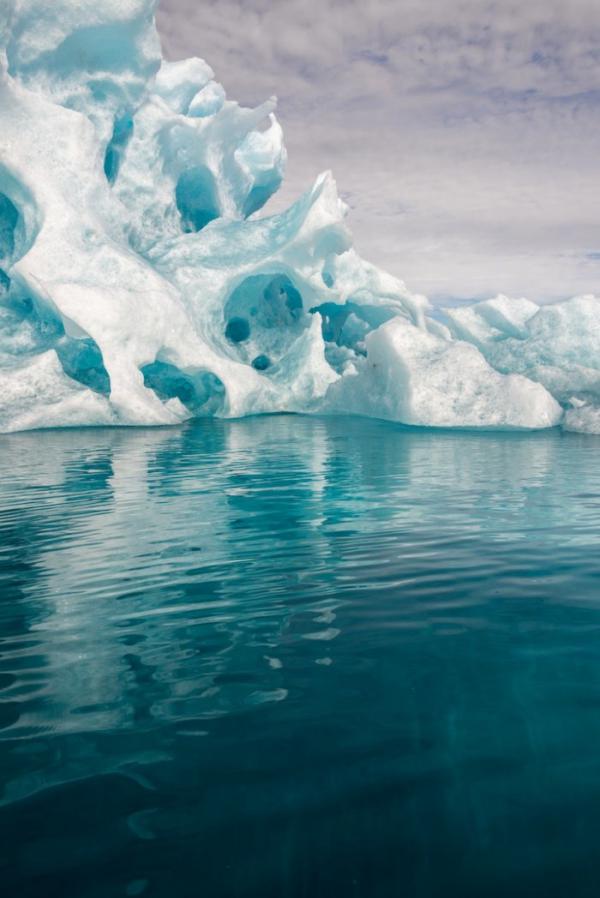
<box><xmin>157</xmin><ymin>0</ymin><xmax>600</xmax><ymax>301</ymax></box>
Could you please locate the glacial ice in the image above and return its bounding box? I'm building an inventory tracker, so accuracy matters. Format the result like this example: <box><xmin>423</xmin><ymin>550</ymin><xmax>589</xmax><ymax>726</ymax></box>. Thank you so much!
<box><xmin>0</xmin><ymin>0</ymin><xmax>595</xmax><ymax>433</ymax></box>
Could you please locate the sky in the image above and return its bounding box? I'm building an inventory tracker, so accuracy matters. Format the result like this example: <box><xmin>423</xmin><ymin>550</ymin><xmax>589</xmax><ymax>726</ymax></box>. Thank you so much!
<box><xmin>156</xmin><ymin>0</ymin><xmax>600</xmax><ymax>303</ymax></box>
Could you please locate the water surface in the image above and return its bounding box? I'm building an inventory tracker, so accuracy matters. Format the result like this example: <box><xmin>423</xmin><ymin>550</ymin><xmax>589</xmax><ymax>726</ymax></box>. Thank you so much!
<box><xmin>2</xmin><ymin>416</ymin><xmax>600</xmax><ymax>897</ymax></box>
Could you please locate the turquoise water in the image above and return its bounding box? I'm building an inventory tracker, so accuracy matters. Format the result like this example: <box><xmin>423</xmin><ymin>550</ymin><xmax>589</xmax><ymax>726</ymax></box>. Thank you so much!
<box><xmin>2</xmin><ymin>415</ymin><xmax>600</xmax><ymax>897</ymax></box>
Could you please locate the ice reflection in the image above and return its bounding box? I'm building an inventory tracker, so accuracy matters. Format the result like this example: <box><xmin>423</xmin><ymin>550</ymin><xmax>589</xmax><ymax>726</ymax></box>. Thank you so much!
<box><xmin>2</xmin><ymin>418</ymin><xmax>600</xmax><ymax>896</ymax></box>
<box><xmin>0</xmin><ymin>419</ymin><xmax>599</xmax><ymax>749</ymax></box>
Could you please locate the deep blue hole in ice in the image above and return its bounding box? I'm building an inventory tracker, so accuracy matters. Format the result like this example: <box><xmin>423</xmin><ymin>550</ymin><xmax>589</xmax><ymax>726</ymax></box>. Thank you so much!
<box><xmin>223</xmin><ymin>273</ymin><xmax>306</xmax><ymax>366</ymax></box>
<box><xmin>311</xmin><ymin>300</ymin><xmax>394</xmax><ymax>351</ymax></box>
<box><xmin>0</xmin><ymin>268</ymin><xmax>10</xmax><ymax>295</ymax></box>
<box><xmin>226</xmin><ymin>274</ymin><xmax>304</xmax><ymax>326</ymax></box>
<box><xmin>312</xmin><ymin>301</ymin><xmax>351</xmax><ymax>344</ymax></box>
<box><xmin>56</xmin><ymin>337</ymin><xmax>111</xmax><ymax>395</ymax></box>
<box><xmin>0</xmin><ymin>193</ymin><xmax>19</xmax><ymax>262</ymax></box>
<box><xmin>103</xmin><ymin>114</ymin><xmax>134</xmax><ymax>185</ymax></box>
<box><xmin>225</xmin><ymin>317</ymin><xmax>251</xmax><ymax>343</ymax></box>
<box><xmin>142</xmin><ymin>360</ymin><xmax>226</xmax><ymax>416</ymax></box>
<box><xmin>322</xmin><ymin>270</ymin><xmax>334</xmax><ymax>288</ymax></box>
<box><xmin>1</xmin><ymin>281</ymin><xmax>112</xmax><ymax>393</ymax></box>
<box><xmin>251</xmin><ymin>353</ymin><xmax>271</xmax><ymax>371</ymax></box>
<box><xmin>272</xmin><ymin>277</ymin><xmax>303</xmax><ymax>318</ymax></box>
<box><xmin>175</xmin><ymin>166</ymin><xmax>220</xmax><ymax>233</ymax></box>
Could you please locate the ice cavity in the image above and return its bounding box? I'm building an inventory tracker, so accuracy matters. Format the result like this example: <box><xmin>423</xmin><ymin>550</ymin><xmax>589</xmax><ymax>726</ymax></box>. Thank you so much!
<box><xmin>0</xmin><ymin>1</ymin><xmax>592</xmax><ymax>434</ymax></box>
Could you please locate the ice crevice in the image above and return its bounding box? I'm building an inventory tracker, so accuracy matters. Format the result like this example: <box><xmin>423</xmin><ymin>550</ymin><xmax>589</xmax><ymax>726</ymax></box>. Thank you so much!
<box><xmin>0</xmin><ymin>0</ymin><xmax>596</xmax><ymax>433</ymax></box>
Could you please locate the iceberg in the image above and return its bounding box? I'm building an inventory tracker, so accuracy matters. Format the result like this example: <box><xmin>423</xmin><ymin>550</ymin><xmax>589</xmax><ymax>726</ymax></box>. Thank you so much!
<box><xmin>0</xmin><ymin>0</ymin><xmax>595</xmax><ymax>433</ymax></box>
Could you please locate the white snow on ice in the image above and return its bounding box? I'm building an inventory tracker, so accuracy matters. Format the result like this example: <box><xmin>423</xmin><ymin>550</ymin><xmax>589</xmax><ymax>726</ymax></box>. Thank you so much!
<box><xmin>0</xmin><ymin>0</ymin><xmax>596</xmax><ymax>433</ymax></box>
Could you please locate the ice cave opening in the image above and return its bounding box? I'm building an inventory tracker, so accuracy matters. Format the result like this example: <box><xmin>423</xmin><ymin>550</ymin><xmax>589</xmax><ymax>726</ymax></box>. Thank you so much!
<box><xmin>175</xmin><ymin>166</ymin><xmax>221</xmax><ymax>233</ymax></box>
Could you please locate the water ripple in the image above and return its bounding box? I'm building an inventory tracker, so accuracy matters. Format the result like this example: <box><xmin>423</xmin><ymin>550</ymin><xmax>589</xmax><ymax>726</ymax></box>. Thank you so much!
<box><xmin>2</xmin><ymin>417</ymin><xmax>600</xmax><ymax>896</ymax></box>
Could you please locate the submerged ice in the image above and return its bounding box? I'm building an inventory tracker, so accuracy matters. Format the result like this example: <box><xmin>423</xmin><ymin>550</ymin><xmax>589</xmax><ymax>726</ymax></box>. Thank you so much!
<box><xmin>0</xmin><ymin>0</ymin><xmax>596</xmax><ymax>433</ymax></box>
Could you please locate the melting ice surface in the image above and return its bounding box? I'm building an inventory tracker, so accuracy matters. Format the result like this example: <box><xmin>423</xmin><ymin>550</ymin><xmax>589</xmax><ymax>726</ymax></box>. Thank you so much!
<box><xmin>0</xmin><ymin>0</ymin><xmax>598</xmax><ymax>433</ymax></box>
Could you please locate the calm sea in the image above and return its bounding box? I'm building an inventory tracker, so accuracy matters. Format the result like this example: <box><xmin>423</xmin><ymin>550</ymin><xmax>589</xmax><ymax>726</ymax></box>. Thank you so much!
<box><xmin>2</xmin><ymin>415</ymin><xmax>600</xmax><ymax>897</ymax></box>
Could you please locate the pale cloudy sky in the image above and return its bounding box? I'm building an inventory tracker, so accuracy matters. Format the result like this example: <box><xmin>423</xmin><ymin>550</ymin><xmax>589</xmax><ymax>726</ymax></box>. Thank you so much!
<box><xmin>156</xmin><ymin>0</ymin><xmax>600</xmax><ymax>302</ymax></box>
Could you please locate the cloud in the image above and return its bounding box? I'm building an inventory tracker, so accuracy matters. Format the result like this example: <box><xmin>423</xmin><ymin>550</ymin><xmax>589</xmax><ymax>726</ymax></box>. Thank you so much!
<box><xmin>156</xmin><ymin>0</ymin><xmax>600</xmax><ymax>301</ymax></box>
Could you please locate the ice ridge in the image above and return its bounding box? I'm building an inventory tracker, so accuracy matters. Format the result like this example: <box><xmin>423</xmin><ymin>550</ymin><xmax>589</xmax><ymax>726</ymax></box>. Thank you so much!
<box><xmin>0</xmin><ymin>1</ymin><xmax>596</xmax><ymax>433</ymax></box>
